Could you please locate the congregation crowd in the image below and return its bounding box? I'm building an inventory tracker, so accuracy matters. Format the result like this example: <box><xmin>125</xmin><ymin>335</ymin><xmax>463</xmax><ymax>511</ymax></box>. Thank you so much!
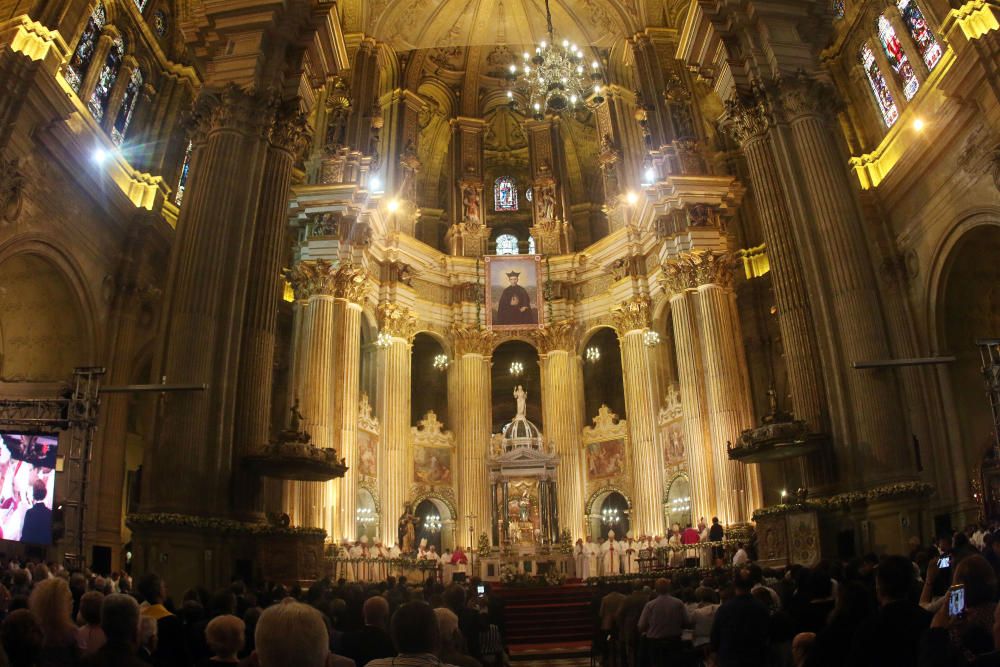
<box><xmin>0</xmin><ymin>524</ymin><xmax>999</xmax><ymax>667</ymax></box>
<box><xmin>594</xmin><ymin>523</ymin><xmax>1000</xmax><ymax>666</ymax></box>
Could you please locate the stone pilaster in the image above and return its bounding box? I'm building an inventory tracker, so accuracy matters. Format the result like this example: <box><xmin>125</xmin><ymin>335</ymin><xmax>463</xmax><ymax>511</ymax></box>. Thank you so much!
<box><xmin>611</xmin><ymin>297</ymin><xmax>666</xmax><ymax>538</ymax></box>
<box><xmin>664</xmin><ymin>281</ymin><xmax>716</xmax><ymax>526</ymax></box>
<box><xmin>535</xmin><ymin>321</ymin><xmax>586</xmax><ymax>539</ymax></box>
<box><xmin>282</xmin><ymin>259</ymin><xmax>340</xmax><ymax>529</ymax></box>
<box><xmin>328</xmin><ymin>265</ymin><xmax>367</xmax><ymax>540</ymax></box>
<box><xmin>777</xmin><ymin>74</ymin><xmax>905</xmax><ymax>477</ymax></box>
<box><xmin>144</xmin><ymin>85</ymin><xmax>298</xmax><ymax>519</ymax></box>
<box><xmin>723</xmin><ymin>96</ymin><xmax>833</xmax><ymax>487</ymax></box>
<box><xmin>376</xmin><ymin>302</ymin><xmax>416</xmax><ymax>546</ymax></box>
<box><xmin>232</xmin><ymin>105</ymin><xmax>311</xmax><ymax>521</ymax></box>
<box><xmin>691</xmin><ymin>253</ymin><xmax>762</xmax><ymax>523</ymax></box>
<box><xmin>450</xmin><ymin>324</ymin><xmax>495</xmax><ymax>546</ymax></box>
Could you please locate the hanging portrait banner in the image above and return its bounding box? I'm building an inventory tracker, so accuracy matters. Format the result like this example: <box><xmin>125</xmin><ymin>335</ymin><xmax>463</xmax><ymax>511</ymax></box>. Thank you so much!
<box><xmin>485</xmin><ymin>255</ymin><xmax>545</xmax><ymax>331</ymax></box>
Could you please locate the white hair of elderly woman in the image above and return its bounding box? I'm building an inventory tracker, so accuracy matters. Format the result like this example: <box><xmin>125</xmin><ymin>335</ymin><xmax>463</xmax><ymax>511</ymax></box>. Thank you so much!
<box><xmin>255</xmin><ymin>601</ymin><xmax>330</xmax><ymax>667</ymax></box>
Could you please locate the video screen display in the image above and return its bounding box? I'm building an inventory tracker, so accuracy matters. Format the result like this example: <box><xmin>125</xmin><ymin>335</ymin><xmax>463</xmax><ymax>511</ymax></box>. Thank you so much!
<box><xmin>0</xmin><ymin>433</ymin><xmax>58</xmax><ymax>545</ymax></box>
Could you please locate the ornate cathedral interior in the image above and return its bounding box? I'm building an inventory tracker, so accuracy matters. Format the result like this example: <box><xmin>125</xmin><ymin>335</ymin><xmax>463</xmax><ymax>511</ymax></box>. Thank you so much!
<box><xmin>0</xmin><ymin>0</ymin><xmax>999</xmax><ymax>596</ymax></box>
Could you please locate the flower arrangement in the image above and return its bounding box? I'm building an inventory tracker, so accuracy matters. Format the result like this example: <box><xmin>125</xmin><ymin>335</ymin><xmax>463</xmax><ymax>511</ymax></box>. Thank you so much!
<box><xmin>543</xmin><ymin>568</ymin><xmax>565</xmax><ymax>586</ymax></box>
<box><xmin>126</xmin><ymin>513</ymin><xmax>327</xmax><ymax>538</ymax></box>
<box><xmin>752</xmin><ymin>481</ymin><xmax>934</xmax><ymax>521</ymax></box>
<box><xmin>477</xmin><ymin>533</ymin><xmax>492</xmax><ymax>557</ymax></box>
<box><xmin>557</xmin><ymin>529</ymin><xmax>574</xmax><ymax>555</ymax></box>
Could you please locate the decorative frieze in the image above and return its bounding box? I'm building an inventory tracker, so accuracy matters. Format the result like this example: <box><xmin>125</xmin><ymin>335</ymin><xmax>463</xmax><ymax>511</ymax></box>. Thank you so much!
<box><xmin>377</xmin><ymin>302</ymin><xmax>417</xmax><ymax>341</ymax></box>
<box><xmin>611</xmin><ymin>297</ymin><xmax>651</xmax><ymax>334</ymax></box>
<box><xmin>722</xmin><ymin>95</ymin><xmax>770</xmax><ymax>146</ymax></box>
<box><xmin>283</xmin><ymin>260</ymin><xmax>368</xmax><ymax>302</ymax></box>
<box><xmin>450</xmin><ymin>323</ymin><xmax>496</xmax><ymax>356</ymax></box>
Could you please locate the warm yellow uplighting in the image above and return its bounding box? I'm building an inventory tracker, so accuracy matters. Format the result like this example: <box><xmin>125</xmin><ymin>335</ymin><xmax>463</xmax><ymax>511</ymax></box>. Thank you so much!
<box><xmin>625</xmin><ymin>191</ymin><xmax>638</xmax><ymax>205</ymax></box>
<box><xmin>387</xmin><ymin>199</ymin><xmax>400</xmax><ymax>213</ymax></box>
<box><xmin>913</xmin><ymin>117</ymin><xmax>925</xmax><ymax>132</ymax></box>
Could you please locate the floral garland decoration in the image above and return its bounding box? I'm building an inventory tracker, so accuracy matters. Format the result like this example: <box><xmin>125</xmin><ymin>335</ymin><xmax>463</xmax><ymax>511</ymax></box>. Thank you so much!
<box><xmin>752</xmin><ymin>481</ymin><xmax>934</xmax><ymax>521</ymax></box>
<box><xmin>126</xmin><ymin>513</ymin><xmax>327</xmax><ymax>538</ymax></box>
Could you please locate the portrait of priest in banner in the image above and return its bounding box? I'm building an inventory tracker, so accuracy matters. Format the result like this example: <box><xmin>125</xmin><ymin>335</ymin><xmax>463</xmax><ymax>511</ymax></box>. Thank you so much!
<box><xmin>486</xmin><ymin>255</ymin><xmax>544</xmax><ymax>329</ymax></box>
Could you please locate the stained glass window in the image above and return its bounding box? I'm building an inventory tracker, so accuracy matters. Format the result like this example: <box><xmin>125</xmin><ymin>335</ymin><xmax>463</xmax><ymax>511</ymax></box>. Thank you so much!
<box><xmin>111</xmin><ymin>67</ymin><xmax>143</xmax><ymax>145</ymax></box>
<box><xmin>153</xmin><ymin>10</ymin><xmax>167</xmax><ymax>37</ymax></box>
<box><xmin>525</xmin><ymin>187</ymin><xmax>533</xmax><ymax>202</ymax></box>
<box><xmin>834</xmin><ymin>0</ymin><xmax>845</xmax><ymax>19</ymax></box>
<box><xmin>133</xmin><ymin>0</ymin><xmax>148</xmax><ymax>11</ymax></box>
<box><xmin>876</xmin><ymin>14</ymin><xmax>919</xmax><ymax>100</ymax></box>
<box><xmin>860</xmin><ymin>43</ymin><xmax>899</xmax><ymax>127</ymax></box>
<box><xmin>897</xmin><ymin>0</ymin><xmax>942</xmax><ymax>71</ymax></box>
<box><xmin>65</xmin><ymin>2</ymin><xmax>106</xmax><ymax>93</ymax></box>
<box><xmin>527</xmin><ymin>236</ymin><xmax>536</xmax><ymax>255</ymax></box>
<box><xmin>494</xmin><ymin>176</ymin><xmax>518</xmax><ymax>212</ymax></box>
<box><xmin>175</xmin><ymin>141</ymin><xmax>192</xmax><ymax>206</ymax></box>
<box><xmin>495</xmin><ymin>233</ymin><xmax>519</xmax><ymax>255</ymax></box>
<box><xmin>88</xmin><ymin>35</ymin><xmax>125</xmax><ymax>122</ymax></box>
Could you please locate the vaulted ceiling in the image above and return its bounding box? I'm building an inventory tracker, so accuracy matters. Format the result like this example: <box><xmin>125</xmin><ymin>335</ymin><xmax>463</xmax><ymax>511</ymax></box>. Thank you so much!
<box><xmin>336</xmin><ymin>0</ymin><xmax>690</xmax><ymax>50</ymax></box>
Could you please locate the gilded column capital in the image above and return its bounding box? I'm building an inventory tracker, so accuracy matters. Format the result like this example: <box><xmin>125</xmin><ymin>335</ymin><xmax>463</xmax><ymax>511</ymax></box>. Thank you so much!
<box><xmin>283</xmin><ymin>259</ymin><xmax>338</xmax><ymax>300</ymax></box>
<box><xmin>722</xmin><ymin>95</ymin><xmax>770</xmax><ymax>146</ymax></box>
<box><xmin>378</xmin><ymin>302</ymin><xmax>417</xmax><ymax>342</ymax></box>
<box><xmin>533</xmin><ymin>319</ymin><xmax>577</xmax><ymax>354</ymax></box>
<box><xmin>449</xmin><ymin>324</ymin><xmax>496</xmax><ymax>357</ymax></box>
<box><xmin>611</xmin><ymin>297</ymin><xmax>651</xmax><ymax>335</ymax></box>
<box><xmin>332</xmin><ymin>263</ymin><xmax>368</xmax><ymax>304</ymax></box>
<box><xmin>662</xmin><ymin>251</ymin><xmax>737</xmax><ymax>294</ymax></box>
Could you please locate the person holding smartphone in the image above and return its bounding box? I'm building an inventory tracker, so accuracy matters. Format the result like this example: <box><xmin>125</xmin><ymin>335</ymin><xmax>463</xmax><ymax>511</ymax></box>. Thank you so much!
<box><xmin>919</xmin><ymin>555</ymin><xmax>999</xmax><ymax>666</ymax></box>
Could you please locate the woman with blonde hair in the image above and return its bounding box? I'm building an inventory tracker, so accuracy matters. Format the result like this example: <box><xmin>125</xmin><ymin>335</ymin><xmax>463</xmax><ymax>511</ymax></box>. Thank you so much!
<box><xmin>28</xmin><ymin>577</ymin><xmax>79</xmax><ymax>666</ymax></box>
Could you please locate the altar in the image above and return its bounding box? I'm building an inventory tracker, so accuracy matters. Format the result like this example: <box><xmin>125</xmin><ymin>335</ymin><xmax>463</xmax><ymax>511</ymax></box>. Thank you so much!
<box><xmin>488</xmin><ymin>386</ymin><xmax>560</xmax><ymax>550</ymax></box>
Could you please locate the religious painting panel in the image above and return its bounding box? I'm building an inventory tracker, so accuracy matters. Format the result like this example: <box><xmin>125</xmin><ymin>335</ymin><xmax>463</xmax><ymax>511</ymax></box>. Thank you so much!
<box><xmin>788</xmin><ymin>511</ymin><xmax>820</xmax><ymax>567</ymax></box>
<box><xmin>413</xmin><ymin>446</ymin><xmax>452</xmax><ymax>485</ymax></box>
<box><xmin>485</xmin><ymin>255</ymin><xmax>544</xmax><ymax>330</ymax></box>
<box><xmin>662</xmin><ymin>422</ymin><xmax>685</xmax><ymax>467</ymax></box>
<box><xmin>586</xmin><ymin>438</ymin><xmax>625</xmax><ymax>480</ymax></box>
<box><xmin>358</xmin><ymin>430</ymin><xmax>377</xmax><ymax>478</ymax></box>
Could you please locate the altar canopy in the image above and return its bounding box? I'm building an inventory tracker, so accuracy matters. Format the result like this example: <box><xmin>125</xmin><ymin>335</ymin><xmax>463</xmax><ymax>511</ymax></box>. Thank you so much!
<box><xmin>488</xmin><ymin>387</ymin><xmax>560</xmax><ymax>548</ymax></box>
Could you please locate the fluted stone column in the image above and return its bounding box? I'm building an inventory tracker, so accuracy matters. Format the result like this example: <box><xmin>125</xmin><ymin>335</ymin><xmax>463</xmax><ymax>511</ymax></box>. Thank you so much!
<box><xmin>723</xmin><ymin>99</ymin><xmax>832</xmax><ymax>487</ymax></box>
<box><xmin>692</xmin><ymin>253</ymin><xmax>762</xmax><ymax>523</ymax></box>
<box><xmin>779</xmin><ymin>76</ymin><xmax>904</xmax><ymax>475</ymax></box>
<box><xmin>451</xmin><ymin>325</ymin><xmax>494</xmax><ymax>547</ymax></box>
<box><xmin>328</xmin><ymin>266</ymin><xmax>367</xmax><ymax>540</ymax></box>
<box><xmin>536</xmin><ymin>321</ymin><xmax>587</xmax><ymax>539</ymax></box>
<box><xmin>283</xmin><ymin>260</ymin><xmax>340</xmax><ymax>529</ymax></box>
<box><xmin>666</xmin><ymin>288</ymin><xmax>716</xmax><ymax>526</ymax></box>
<box><xmin>232</xmin><ymin>110</ymin><xmax>307</xmax><ymax>520</ymax></box>
<box><xmin>144</xmin><ymin>86</ymin><xmax>307</xmax><ymax>519</ymax></box>
<box><xmin>377</xmin><ymin>303</ymin><xmax>416</xmax><ymax>546</ymax></box>
<box><xmin>611</xmin><ymin>298</ymin><xmax>666</xmax><ymax>538</ymax></box>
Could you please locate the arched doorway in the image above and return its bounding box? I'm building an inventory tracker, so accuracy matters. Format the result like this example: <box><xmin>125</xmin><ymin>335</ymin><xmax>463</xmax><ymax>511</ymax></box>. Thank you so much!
<box><xmin>411</xmin><ymin>333</ymin><xmax>449</xmax><ymax>427</ymax></box>
<box><xmin>587</xmin><ymin>489</ymin><xmax>631</xmax><ymax>540</ymax></box>
<box><xmin>356</xmin><ymin>487</ymin><xmax>379</xmax><ymax>540</ymax></box>
<box><xmin>414</xmin><ymin>496</ymin><xmax>454</xmax><ymax>553</ymax></box>
<box><xmin>940</xmin><ymin>224</ymin><xmax>1000</xmax><ymax>476</ymax></box>
<box><xmin>581</xmin><ymin>327</ymin><xmax>626</xmax><ymax>423</ymax></box>
<box><xmin>491</xmin><ymin>340</ymin><xmax>542</xmax><ymax>431</ymax></box>
<box><xmin>664</xmin><ymin>474</ymin><xmax>692</xmax><ymax>531</ymax></box>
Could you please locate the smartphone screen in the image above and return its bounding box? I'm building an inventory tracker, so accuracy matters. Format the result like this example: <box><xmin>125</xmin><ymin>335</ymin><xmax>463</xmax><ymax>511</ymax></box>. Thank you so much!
<box><xmin>938</xmin><ymin>555</ymin><xmax>951</xmax><ymax>569</ymax></box>
<box><xmin>476</xmin><ymin>584</ymin><xmax>486</xmax><ymax>595</ymax></box>
<box><xmin>948</xmin><ymin>585</ymin><xmax>965</xmax><ymax>617</ymax></box>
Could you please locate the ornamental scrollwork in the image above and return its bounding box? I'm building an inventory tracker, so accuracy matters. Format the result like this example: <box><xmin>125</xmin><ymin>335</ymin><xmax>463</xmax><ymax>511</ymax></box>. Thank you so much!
<box><xmin>283</xmin><ymin>259</ymin><xmax>338</xmax><ymax>300</ymax></box>
<box><xmin>333</xmin><ymin>263</ymin><xmax>368</xmax><ymax>303</ymax></box>
<box><xmin>722</xmin><ymin>95</ymin><xmax>770</xmax><ymax>146</ymax></box>
<box><xmin>270</xmin><ymin>103</ymin><xmax>313</xmax><ymax>159</ymax></box>
<box><xmin>661</xmin><ymin>251</ymin><xmax>736</xmax><ymax>295</ymax></box>
<box><xmin>774</xmin><ymin>71</ymin><xmax>839</xmax><ymax>122</ymax></box>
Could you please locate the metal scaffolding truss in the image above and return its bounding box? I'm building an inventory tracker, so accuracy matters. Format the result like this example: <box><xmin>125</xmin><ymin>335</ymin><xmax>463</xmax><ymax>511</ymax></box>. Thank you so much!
<box><xmin>0</xmin><ymin>367</ymin><xmax>105</xmax><ymax>567</ymax></box>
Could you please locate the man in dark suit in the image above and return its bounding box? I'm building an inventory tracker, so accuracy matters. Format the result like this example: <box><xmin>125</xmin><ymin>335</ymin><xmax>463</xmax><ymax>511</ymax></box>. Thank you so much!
<box><xmin>20</xmin><ymin>479</ymin><xmax>52</xmax><ymax>544</ymax></box>
<box><xmin>341</xmin><ymin>595</ymin><xmax>395</xmax><ymax>666</ymax></box>
<box><xmin>847</xmin><ymin>554</ymin><xmax>931</xmax><ymax>667</ymax></box>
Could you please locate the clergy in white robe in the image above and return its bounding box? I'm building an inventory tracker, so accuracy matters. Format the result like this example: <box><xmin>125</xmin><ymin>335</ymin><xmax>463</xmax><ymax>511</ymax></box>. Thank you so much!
<box><xmin>602</xmin><ymin>531</ymin><xmax>621</xmax><ymax>575</ymax></box>
<box><xmin>440</xmin><ymin>549</ymin><xmax>453</xmax><ymax>583</ymax></box>
<box><xmin>574</xmin><ymin>539</ymin><xmax>590</xmax><ymax>579</ymax></box>
<box><xmin>586</xmin><ymin>539</ymin><xmax>599</xmax><ymax>575</ymax></box>
<box><xmin>624</xmin><ymin>536</ymin><xmax>638</xmax><ymax>574</ymax></box>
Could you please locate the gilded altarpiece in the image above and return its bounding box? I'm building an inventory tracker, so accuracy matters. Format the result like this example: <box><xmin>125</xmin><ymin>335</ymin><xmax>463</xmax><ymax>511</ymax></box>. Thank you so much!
<box><xmin>408</xmin><ymin>411</ymin><xmax>457</xmax><ymax>513</ymax></box>
<box><xmin>582</xmin><ymin>405</ymin><xmax>632</xmax><ymax>511</ymax></box>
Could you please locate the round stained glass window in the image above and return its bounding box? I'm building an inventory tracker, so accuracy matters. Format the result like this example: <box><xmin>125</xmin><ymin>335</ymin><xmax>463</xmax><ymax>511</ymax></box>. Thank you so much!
<box><xmin>153</xmin><ymin>10</ymin><xmax>167</xmax><ymax>37</ymax></box>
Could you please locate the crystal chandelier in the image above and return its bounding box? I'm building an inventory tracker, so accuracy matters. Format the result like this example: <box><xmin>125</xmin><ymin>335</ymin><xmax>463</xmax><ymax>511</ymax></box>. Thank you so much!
<box><xmin>506</xmin><ymin>0</ymin><xmax>604</xmax><ymax>116</ymax></box>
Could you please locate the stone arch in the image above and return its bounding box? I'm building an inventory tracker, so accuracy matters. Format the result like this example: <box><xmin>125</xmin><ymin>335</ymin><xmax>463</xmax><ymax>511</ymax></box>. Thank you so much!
<box><xmin>411</xmin><ymin>492</ymin><xmax>457</xmax><ymax>551</ymax></box>
<box><xmin>926</xmin><ymin>211</ymin><xmax>1000</xmax><ymax>478</ymax></box>
<box><xmin>579</xmin><ymin>325</ymin><xmax>625</xmax><ymax>423</ymax></box>
<box><xmin>0</xmin><ymin>238</ymin><xmax>97</xmax><ymax>382</ymax></box>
